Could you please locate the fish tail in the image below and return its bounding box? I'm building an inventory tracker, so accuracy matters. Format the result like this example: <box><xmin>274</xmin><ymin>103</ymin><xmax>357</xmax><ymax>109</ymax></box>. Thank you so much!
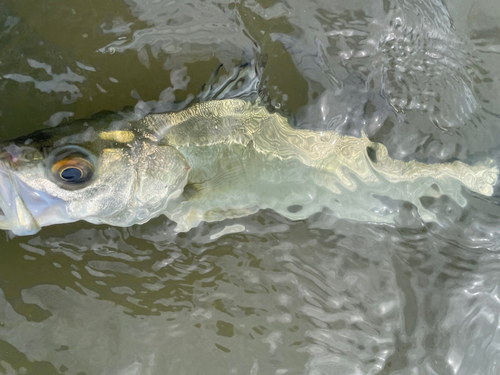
<box><xmin>365</xmin><ymin>136</ymin><xmax>499</xmax><ymax>197</ymax></box>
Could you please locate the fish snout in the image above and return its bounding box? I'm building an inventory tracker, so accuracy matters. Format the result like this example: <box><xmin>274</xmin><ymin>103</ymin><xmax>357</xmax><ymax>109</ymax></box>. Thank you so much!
<box><xmin>0</xmin><ymin>160</ymin><xmax>41</xmax><ymax>235</ymax></box>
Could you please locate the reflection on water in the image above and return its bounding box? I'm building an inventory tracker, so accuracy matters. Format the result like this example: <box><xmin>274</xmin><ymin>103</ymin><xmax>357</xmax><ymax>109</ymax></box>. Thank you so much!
<box><xmin>1</xmin><ymin>0</ymin><xmax>500</xmax><ymax>374</ymax></box>
<box><xmin>2</xmin><ymin>212</ymin><xmax>500</xmax><ymax>374</ymax></box>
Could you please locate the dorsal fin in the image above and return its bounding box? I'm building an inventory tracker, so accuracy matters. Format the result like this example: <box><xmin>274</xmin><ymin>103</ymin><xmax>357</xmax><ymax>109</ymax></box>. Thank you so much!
<box><xmin>141</xmin><ymin>57</ymin><xmax>271</xmax><ymax>142</ymax></box>
<box><xmin>194</xmin><ymin>58</ymin><xmax>268</xmax><ymax>104</ymax></box>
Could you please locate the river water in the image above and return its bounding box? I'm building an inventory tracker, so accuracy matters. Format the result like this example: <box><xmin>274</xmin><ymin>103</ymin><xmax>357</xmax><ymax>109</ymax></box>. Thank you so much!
<box><xmin>1</xmin><ymin>0</ymin><xmax>500</xmax><ymax>374</ymax></box>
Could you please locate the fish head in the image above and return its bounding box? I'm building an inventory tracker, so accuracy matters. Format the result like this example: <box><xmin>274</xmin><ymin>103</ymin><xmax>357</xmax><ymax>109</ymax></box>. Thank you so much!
<box><xmin>0</xmin><ymin>114</ymin><xmax>190</xmax><ymax>235</ymax></box>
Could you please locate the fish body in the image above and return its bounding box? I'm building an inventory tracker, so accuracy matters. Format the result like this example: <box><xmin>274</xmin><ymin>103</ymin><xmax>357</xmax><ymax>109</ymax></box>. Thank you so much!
<box><xmin>150</xmin><ymin>99</ymin><xmax>498</xmax><ymax>231</ymax></box>
<box><xmin>0</xmin><ymin>70</ymin><xmax>497</xmax><ymax>236</ymax></box>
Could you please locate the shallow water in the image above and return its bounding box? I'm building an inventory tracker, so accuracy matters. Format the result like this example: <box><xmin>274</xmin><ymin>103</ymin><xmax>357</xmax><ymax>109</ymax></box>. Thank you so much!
<box><xmin>1</xmin><ymin>0</ymin><xmax>500</xmax><ymax>374</ymax></box>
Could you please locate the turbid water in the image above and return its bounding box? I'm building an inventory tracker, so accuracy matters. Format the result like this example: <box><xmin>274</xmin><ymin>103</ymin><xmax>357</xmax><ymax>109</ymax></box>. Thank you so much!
<box><xmin>1</xmin><ymin>0</ymin><xmax>500</xmax><ymax>374</ymax></box>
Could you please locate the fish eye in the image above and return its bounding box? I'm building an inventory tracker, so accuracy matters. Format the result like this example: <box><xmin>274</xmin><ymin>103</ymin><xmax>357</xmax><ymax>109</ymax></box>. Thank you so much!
<box><xmin>60</xmin><ymin>167</ymin><xmax>83</xmax><ymax>181</ymax></box>
<box><xmin>48</xmin><ymin>146</ymin><xmax>95</xmax><ymax>190</ymax></box>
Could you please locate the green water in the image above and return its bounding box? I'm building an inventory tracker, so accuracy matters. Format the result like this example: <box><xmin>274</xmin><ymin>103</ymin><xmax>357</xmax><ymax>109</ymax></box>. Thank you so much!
<box><xmin>1</xmin><ymin>0</ymin><xmax>500</xmax><ymax>374</ymax></box>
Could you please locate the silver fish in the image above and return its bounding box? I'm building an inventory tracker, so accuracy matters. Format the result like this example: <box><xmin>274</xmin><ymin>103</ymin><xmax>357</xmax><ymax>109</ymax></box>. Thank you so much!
<box><xmin>0</xmin><ymin>65</ymin><xmax>497</xmax><ymax>236</ymax></box>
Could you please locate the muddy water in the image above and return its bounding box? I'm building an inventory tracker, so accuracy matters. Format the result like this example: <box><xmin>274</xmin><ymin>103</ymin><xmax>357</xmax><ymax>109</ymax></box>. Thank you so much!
<box><xmin>1</xmin><ymin>0</ymin><xmax>500</xmax><ymax>374</ymax></box>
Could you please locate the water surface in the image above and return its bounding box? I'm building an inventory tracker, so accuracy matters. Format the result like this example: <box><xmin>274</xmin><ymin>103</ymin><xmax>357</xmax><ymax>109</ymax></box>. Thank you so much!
<box><xmin>1</xmin><ymin>0</ymin><xmax>500</xmax><ymax>374</ymax></box>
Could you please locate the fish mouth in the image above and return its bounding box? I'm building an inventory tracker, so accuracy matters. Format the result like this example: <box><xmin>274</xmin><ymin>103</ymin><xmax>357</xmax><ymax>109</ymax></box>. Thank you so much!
<box><xmin>0</xmin><ymin>161</ymin><xmax>41</xmax><ymax>235</ymax></box>
<box><xmin>0</xmin><ymin>159</ymin><xmax>75</xmax><ymax>236</ymax></box>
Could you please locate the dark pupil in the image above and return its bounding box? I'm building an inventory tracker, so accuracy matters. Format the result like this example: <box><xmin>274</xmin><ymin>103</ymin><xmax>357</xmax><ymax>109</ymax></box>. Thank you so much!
<box><xmin>61</xmin><ymin>167</ymin><xmax>83</xmax><ymax>182</ymax></box>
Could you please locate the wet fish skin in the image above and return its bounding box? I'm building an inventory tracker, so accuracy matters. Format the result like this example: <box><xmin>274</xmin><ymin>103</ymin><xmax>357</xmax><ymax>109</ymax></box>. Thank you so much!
<box><xmin>0</xmin><ymin>109</ymin><xmax>190</xmax><ymax>234</ymax></box>
<box><xmin>0</xmin><ymin>98</ymin><xmax>497</xmax><ymax>235</ymax></box>
<box><xmin>142</xmin><ymin>99</ymin><xmax>498</xmax><ymax>231</ymax></box>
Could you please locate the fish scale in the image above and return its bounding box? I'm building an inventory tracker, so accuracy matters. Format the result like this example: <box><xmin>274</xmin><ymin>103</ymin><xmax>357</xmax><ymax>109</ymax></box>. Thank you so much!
<box><xmin>142</xmin><ymin>98</ymin><xmax>498</xmax><ymax>232</ymax></box>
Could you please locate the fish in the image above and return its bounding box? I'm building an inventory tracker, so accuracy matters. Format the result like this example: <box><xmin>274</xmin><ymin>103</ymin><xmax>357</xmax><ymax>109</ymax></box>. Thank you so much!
<box><xmin>0</xmin><ymin>63</ymin><xmax>497</xmax><ymax>236</ymax></box>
